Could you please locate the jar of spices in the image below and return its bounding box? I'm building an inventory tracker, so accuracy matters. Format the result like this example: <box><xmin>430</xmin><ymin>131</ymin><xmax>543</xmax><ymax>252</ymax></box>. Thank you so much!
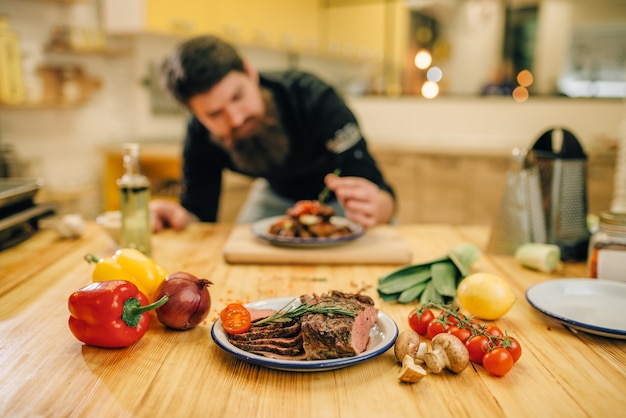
<box><xmin>588</xmin><ymin>211</ymin><xmax>626</xmax><ymax>281</ymax></box>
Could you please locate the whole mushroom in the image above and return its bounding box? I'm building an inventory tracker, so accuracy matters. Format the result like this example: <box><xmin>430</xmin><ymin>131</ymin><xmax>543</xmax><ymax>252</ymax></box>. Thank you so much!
<box><xmin>423</xmin><ymin>333</ymin><xmax>470</xmax><ymax>374</ymax></box>
<box><xmin>394</xmin><ymin>329</ymin><xmax>427</xmax><ymax>363</ymax></box>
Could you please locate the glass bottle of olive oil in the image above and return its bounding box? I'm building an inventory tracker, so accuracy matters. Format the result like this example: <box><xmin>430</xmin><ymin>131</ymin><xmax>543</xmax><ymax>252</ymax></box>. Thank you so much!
<box><xmin>117</xmin><ymin>143</ymin><xmax>151</xmax><ymax>255</ymax></box>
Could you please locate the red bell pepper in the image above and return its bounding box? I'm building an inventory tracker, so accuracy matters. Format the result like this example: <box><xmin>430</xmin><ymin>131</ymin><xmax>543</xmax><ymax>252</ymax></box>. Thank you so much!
<box><xmin>68</xmin><ymin>280</ymin><xmax>168</xmax><ymax>348</ymax></box>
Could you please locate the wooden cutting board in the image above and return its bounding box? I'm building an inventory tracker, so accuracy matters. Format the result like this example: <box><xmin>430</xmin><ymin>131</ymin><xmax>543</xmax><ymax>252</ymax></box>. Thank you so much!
<box><xmin>222</xmin><ymin>224</ymin><xmax>412</xmax><ymax>265</ymax></box>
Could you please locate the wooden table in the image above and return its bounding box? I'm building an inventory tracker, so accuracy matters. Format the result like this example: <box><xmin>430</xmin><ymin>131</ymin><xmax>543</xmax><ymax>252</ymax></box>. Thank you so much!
<box><xmin>1</xmin><ymin>223</ymin><xmax>624</xmax><ymax>417</ymax></box>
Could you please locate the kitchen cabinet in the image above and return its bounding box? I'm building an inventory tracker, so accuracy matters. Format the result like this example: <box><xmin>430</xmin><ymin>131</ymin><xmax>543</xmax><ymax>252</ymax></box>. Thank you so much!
<box><xmin>100</xmin><ymin>0</ymin><xmax>413</xmax><ymax>69</ymax></box>
<box><xmin>372</xmin><ymin>147</ymin><xmax>509</xmax><ymax>225</ymax></box>
<box><xmin>322</xmin><ymin>1</ymin><xmax>408</xmax><ymax>65</ymax></box>
<box><xmin>217</xmin><ymin>0</ymin><xmax>319</xmax><ymax>52</ymax></box>
<box><xmin>323</xmin><ymin>1</ymin><xmax>386</xmax><ymax>60</ymax></box>
<box><xmin>145</xmin><ymin>0</ymin><xmax>217</xmax><ymax>36</ymax></box>
<box><xmin>102</xmin><ymin>0</ymin><xmax>319</xmax><ymax>52</ymax></box>
<box><xmin>374</xmin><ymin>146</ymin><xmax>615</xmax><ymax>225</ymax></box>
<box><xmin>102</xmin><ymin>0</ymin><xmax>189</xmax><ymax>35</ymax></box>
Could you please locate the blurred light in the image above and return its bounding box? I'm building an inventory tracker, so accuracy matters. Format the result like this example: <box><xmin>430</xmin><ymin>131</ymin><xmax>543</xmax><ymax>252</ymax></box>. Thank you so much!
<box><xmin>427</xmin><ymin>66</ymin><xmax>443</xmax><ymax>82</ymax></box>
<box><xmin>414</xmin><ymin>49</ymin><xmax>432</xmax><ymax>69</ymax></box>
<box><xmin>421</xmin><ymin>81</ymin><xmax>439</xmax><ymax>99</ymax></box>
<box><xmin>517</xmin><ymin>70</ymin><xmax>533</xmax><ymax>87</ymax></box>
<box><xmin>512</xmin><ymin>86</ymin><xmax>529</xmax><ymax>102</ymax></box>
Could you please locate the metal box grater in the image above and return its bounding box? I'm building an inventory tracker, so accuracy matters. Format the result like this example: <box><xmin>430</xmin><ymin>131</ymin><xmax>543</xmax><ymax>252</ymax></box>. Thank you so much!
<box><xmin>531</xmin><ymin>128</ymin><xmax>590</xmax><ymax>261</ymax></box>
<box><xmin>487</xmin><ymin>148</ymin><xmax>546</xmax><ymax>255</ymax></box>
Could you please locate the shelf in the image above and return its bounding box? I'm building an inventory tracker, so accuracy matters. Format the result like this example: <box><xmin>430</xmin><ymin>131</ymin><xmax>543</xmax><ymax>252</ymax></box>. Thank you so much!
<box><xmin>0</xmin><ymin>100</ymin><xmax>89</xmax><ymax>110</ymax></box>
<box><xmin>44</xmin><ymin>45</ymin><xmax>130</xmax><ymax>57</ymax></box>
<box><xmin>22</xmin><ymin>0</ymin><xmax>88</xmax><ymax>3</ymax></box>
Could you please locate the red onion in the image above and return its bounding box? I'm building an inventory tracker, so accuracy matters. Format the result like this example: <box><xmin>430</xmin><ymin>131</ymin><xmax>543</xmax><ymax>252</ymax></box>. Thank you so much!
<box><xmin>155</xmin><ymin>271</ymin><xmax>212</xmax><ymax>330</ymax></box>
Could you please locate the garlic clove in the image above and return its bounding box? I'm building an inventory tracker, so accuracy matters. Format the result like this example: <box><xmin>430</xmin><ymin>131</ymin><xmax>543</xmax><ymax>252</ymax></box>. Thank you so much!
<box><xmin>54</xmin><ymin>214</ymin><xmax>85</xmax><ymax>239</ymax></box>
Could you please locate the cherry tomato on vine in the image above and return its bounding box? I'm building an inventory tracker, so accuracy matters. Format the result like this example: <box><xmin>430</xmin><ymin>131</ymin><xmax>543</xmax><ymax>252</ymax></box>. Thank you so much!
<box><xmin>483</xmin><ymin>347</ymin><xmax>514</xmax><ymax>377</ymax></box>
<box><xmin>466</xmin><ymin>335</ymin><xmax>490</xmax><ymax>364</ymax></box>
<box><xmin>484</xmin><ymin>325</ymin><xmax>503</xmax><ymax>339</ymax></box>
<box><xmin>220</xmin><ymin>303</ymin><xmax>252</xmax><ymax>335</ymax></box>
<box><xmin>445</xmin><ymin>312</ymin><xmax>466</xmax><ymax>326</ymax></box>
<box><xmin>427</xmin><ymin>320</ymin><xmax>448</xmax><ymax>340</ymax></box>
<box><xmin>504</xmin><ymin>337</ymin><xmax>522</xmax><ymax>362</ymax></box>
<box><xmin>408</xmin><ymin>308</ymin><xmax>435</xmax><ymax>336</ymax></box>
<box><xmin>448</xmin><ymin>325</ymin><xmax>472</xmax><ymax>344</ymax></box>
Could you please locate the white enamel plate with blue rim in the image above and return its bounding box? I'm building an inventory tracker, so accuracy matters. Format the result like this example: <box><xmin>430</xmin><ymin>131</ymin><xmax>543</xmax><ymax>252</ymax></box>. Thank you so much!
<box><xmin>211</xmin><ymin>296</ymin><xmax>398</xmax><ymax>372</ymax></box>
<box><xmin>526</xmin><ymin>278</ymin><xmax>626</xmax><ymax>339</ymax></box>
<box><xmin>251</xmin><ymin>216</ymin><xmax>365</xmax><ymax>248</ymax></box>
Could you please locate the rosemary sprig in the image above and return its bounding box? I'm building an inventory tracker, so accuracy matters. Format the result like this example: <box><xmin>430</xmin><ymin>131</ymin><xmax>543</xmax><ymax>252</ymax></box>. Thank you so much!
<box><xmin>318</xmin><ymin>168</ymin><xmax>341</xmax><ymax>203</ymax></box>
<box><xmin>253</xmin><ymin>298</ymin><xmax>355</xmax><ymax>327</ymax></box>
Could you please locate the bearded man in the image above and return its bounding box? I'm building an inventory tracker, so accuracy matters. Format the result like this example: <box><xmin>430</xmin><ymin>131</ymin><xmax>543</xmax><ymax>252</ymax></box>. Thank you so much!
<box><xmin>150</xmin><ymin>35</ymin><xmax>395</xmax><ymax>230</ymax></box>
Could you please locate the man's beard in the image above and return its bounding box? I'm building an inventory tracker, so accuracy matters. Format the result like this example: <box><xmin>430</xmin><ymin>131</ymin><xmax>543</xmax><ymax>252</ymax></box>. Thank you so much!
<box><xmin>212</xmin><ymin>89</ymin><xmax>289</xmax><ymax>176</ymax></box>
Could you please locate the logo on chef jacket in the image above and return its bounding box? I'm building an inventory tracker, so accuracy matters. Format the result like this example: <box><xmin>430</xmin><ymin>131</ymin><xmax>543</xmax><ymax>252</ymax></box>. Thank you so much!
<box><xmin>326</xmin><ymin>123</ymin><xmax>361</xmax><ymax>154</ymax></box>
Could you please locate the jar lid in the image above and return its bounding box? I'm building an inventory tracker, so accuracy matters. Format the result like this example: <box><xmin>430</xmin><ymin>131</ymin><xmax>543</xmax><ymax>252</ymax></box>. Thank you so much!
<box><xmin>600</xmin><ymin>211</ymin><xmax>626</xmax><ymax>226</ymax></box>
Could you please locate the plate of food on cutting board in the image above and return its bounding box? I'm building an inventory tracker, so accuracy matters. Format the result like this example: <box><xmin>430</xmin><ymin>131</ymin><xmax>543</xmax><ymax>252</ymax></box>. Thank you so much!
<box><xmin>251</xmin><ymin>200</ymin><xmax>364</xmax><ymax>248</ymax></box>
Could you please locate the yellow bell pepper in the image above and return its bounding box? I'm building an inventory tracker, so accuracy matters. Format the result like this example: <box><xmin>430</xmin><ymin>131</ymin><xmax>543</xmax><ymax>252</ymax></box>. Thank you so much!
<box><xmin>84</xmin><ymin>248</ymin><xmax>168</xmax><ymax>302</ymax></box>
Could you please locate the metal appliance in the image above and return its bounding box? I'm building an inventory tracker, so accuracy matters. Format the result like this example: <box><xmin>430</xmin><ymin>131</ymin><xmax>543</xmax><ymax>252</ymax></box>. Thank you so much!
<box><xmin>0</xmin><ymin>178</ymin><xmax>56</xmax><ymax>250</ymax></box>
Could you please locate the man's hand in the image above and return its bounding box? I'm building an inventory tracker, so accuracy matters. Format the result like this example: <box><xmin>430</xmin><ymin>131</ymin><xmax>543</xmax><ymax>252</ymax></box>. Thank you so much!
<box><xmin>149</xmin><ymin>199</ymin><xmax>195</xmax><ymax>232</ymax></box>
<box><xmin>324</xmin><ymin>173</ymin><xmax>395</xmax><ymax>227</ymax></box>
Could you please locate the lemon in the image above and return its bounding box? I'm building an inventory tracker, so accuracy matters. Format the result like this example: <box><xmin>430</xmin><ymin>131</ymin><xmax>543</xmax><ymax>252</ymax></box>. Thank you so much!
<box><xmin>456</xmin><ymin>273</ymin><xmax>516</xmax><ymax>320</ymax></box>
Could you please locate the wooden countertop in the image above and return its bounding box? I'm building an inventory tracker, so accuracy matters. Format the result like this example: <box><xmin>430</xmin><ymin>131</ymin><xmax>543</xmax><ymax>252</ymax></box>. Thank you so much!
<box><xmin>1</xmin><ymin>222</ymin><xmax>624</xmax><ymax>417</ymax></box>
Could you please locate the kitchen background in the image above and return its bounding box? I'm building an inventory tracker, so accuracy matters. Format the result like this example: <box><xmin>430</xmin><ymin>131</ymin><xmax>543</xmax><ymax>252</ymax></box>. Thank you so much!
<box><xmin>1</xmin><ymin>0</ymin><xmax>625</xmax><ymax>224</ymax></box>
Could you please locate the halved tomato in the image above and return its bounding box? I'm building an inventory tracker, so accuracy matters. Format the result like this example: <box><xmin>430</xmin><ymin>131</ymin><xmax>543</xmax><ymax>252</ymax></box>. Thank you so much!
<box><xmin>220</xmin><ymin>303</ymin><xmax>252</xmax><ymax>335</ymax></box>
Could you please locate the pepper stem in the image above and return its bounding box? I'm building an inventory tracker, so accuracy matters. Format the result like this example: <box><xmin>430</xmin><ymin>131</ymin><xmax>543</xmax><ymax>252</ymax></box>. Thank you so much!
<box><xmin>122</xmin><ymin>296</ymin><xmax>169</xmax><ymax>327</ymax></box>
<box><xmin>84</xmin><ymin>253</ymin><xmax>101</xmax><ymax>264</ymax></box>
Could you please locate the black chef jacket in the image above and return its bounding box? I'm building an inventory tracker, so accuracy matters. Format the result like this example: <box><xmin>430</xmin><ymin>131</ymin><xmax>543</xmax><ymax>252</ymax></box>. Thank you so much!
<box><xmin>179</xmin><ymin>70</ymin><xmax>394</xmax><ymax>222</ymax></box>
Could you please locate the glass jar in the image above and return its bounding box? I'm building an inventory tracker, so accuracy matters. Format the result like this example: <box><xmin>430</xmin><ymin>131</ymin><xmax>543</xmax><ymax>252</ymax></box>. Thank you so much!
<box><xmin>588</xmin><ymin>211</ymin><xmax>626</xmax><ymax>281</ymax></box>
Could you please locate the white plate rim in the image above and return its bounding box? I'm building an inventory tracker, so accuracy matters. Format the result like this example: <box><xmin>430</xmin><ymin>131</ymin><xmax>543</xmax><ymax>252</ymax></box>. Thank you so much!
<box><xmin>525</xmin><ymin>278</ymin><xmax>626</xmax><ymax>339</ymax></box>
<box><xmin>250</xmin><ymin>216</ymin><xmax>365</xmax><ymax>248</ymax></box>
<box><xmin>210</xmin><ymin>296</ymin><xmax>398</xmax><ymax>371</ymax></box>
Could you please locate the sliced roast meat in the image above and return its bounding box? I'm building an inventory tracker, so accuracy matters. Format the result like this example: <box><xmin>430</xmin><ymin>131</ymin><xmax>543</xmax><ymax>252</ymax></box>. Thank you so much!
<box><xmin>226</xmin><ymin>319</ymin><xmax>306</xmax><ymax>359</ymax></box>
<box><xmin>227</xmin><ymin>320</ymin><xmax>300</xmax><ymax>341</ymax></box>
<box><xmin>248</xmin><ymin>351</ymin><xmax>308</xmax><ymax>361</ymax></box>
<box><xmin>300</xmin><ymin>291</ymin><xmax>378</xmax><ymax>360</ymax></box>
<box><xmin>230</xmin><ymin>333</ymin><xmax>302</xmax><ymax>349</ymax></box>
<box><xmin>248</xmin><ymin>308</ymin><xmax>277</xmax><ymax>322</ymax></box>
<box><xmin>230</xmin><ymin>340</ymin><xmax>304</xmax><ymax>356</ymax></box>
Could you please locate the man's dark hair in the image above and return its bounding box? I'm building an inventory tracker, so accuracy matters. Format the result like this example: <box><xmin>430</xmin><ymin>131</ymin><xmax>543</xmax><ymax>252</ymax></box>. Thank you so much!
<box><xmin>161</xmin><ymin>35</ymin><xmax>246</xmax><ymax>105</ymax></box>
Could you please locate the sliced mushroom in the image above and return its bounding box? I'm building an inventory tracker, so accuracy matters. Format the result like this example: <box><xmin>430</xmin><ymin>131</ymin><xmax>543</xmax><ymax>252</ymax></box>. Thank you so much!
<box><xmin>423</xmin><ymin>333</ymin><xmax>470</xmax><ymax>374</ymax></box>
<box><xmin>398</xmin><ymin>354</ymin><xmax>427</xmax><ymax>383</ymax></box>
<box><xmin>414</xmin><ymin>341</ymin><xmax>428</xmax><ymax>364</ymax></box>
